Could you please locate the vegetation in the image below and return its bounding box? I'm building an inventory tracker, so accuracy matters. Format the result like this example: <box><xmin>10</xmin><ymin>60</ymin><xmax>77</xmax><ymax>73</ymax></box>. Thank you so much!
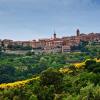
<box><xmin>0</xmin><ymin>41</ymin><xmax>100</xmax><ymax>100</ymax></box>
<box><xmin>7</xmin><ymin>45</ymin><xmax>32</xmax><ymax>50</ymax></box>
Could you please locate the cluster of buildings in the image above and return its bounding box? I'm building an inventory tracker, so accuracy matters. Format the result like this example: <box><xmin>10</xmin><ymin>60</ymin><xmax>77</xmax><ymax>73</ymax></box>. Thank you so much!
<box><xmin>0</xmin><ymin>29</ymin><xmax>100</xmax><ymax>53</ymax></box>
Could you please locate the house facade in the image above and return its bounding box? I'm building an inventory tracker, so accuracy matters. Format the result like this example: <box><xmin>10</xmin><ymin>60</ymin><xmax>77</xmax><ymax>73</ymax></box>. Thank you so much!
<box><xmin>0</xmin><ymin>29</ymin><xmax>100</xmax><ymax>53</ymax></box>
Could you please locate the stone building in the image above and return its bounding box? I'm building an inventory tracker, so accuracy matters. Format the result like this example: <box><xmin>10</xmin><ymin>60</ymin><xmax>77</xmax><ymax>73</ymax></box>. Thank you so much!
<box><xmin>0</xmin><ymin>29</ymin><xmax>100</xmax><ymax>53</ymax></box>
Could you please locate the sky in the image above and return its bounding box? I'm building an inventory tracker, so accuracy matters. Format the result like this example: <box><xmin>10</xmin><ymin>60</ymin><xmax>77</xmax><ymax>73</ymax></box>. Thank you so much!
<box><xmin>0</xmin><ymin>0</ymin><xmax>100</xmax><ymax>40</ymax></box>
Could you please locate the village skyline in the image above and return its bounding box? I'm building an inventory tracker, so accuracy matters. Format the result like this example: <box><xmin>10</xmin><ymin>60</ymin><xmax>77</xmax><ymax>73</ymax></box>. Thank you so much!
<box><xmin>0</xmin><ymin>29</ymin><xmax>100</xmax><ymax>41</ymax></box>
<box><xmin>0</xmin><ymin>29</ymin><xmax>100</xmax><ymax>54</ymax></box>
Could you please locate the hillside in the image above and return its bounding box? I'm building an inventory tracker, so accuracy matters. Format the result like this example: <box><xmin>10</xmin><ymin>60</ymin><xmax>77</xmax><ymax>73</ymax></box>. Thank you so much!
<box><xmin>0</xmin><ymin>42</ymin><xmax>100</xmax><ymax>100</ymax></box>
<box><xmin>0</xmin><ymin>58</ymin><xmax>100</xmax><ymax>100</ymax></box>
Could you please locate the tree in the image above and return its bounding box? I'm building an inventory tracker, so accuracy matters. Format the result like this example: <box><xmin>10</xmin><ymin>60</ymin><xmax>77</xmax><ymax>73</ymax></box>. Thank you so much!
<box><xmin>40</xmin><ymin>68</ymin><xmax>64</xmax><ymax>93</ymax></box>
<box><xmin>13</xmin><ymin>96</ymin><xmax>21</xmax><ymax>100</ymax></box>
<box><xmin>33</xmin><ymin>57</ymin><xmax>48</xmax><ymax>74</ymax></box>
<box><xmin>0</xmin><ymin>65</ymin><xmax>15</xmax><ymax>83</ymax></box>
<box><xmin>85</xmin><ymin>60</ymin><xmax>96</xmax><ymax>71</ymax></box>
<box><xmin>0</xmin><ymin>65</ymin><xmax>15</xmax><ymax>75</ymax></box>
<box><xmin>29</xmin><ymin>94</ymin><xmax>38</xmax><ymax>100</ymax></box>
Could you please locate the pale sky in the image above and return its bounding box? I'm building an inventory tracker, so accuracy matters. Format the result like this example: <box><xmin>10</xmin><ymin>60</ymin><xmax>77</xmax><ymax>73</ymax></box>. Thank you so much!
<box><xmin>0</xmin><ymin>0</ymin><xmax>100</xmax><ymax>40</ymax></box>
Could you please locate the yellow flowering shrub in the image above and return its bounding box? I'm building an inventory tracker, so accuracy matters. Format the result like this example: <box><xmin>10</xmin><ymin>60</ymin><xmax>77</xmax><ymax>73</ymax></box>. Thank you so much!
<box><xmin>0</xmin><ymin>77</ymin><xmax>39</xmax><ymax>89</ymax></box>
<box><xmin>74</xmin><ymin>62</ymin><xmax>85</xmax><ymax>69</ymax></box>
<box><xmin>74</xmin><ymin>58</ymin><xmax>100</xmax><ymax>69</ymax></box>
<box><xmin>59</xmin><ymin>68</ymin><xmax>73</xmax><ymax>74</ymax></box>
<box><xmin>95</xmin><ymin>58</ymin><xmax>100</xmax><ymax>62</ymax></box>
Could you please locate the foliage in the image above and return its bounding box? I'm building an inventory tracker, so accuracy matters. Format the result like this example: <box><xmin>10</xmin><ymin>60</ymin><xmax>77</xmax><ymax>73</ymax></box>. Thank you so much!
<box><xmin>0</xmin><ymin>48</ymin><xmax>99</xmax><ymax>99</ymax></box>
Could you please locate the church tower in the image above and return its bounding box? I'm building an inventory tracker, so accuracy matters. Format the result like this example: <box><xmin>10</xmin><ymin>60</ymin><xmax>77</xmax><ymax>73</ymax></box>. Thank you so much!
<box><xmin>76</xmin><ymin>29</ymin><xmax>80</xmax><ymax>36</ymax></box>
<box><xmin>53</xmin><ymin>32</ymin><xmax>56</xmax><ymax>39</ymax></box>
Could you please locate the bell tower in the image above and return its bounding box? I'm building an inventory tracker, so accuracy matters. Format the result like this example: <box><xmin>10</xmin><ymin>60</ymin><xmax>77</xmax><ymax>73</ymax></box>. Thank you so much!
<box><xmin>76</xmin><ymin>29</ymin><xmax>80</xmax><ymax>36</ymax></box>
<box><xmin>53</xmin><ymin>32</ymin><xmax>56</xmax><ymax>39</ymax></box>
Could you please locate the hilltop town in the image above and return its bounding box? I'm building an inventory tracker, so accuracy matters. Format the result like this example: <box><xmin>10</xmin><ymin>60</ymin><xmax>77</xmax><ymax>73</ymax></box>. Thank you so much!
<box><xmin>0</xmin><ymin>30</ymin><xmax>100</xmax><ymax>100</ymax></box>
<box><xmin>0</xmin><ymin>29</ymin><xmax>100</xmax><ymax>54</ymax></box>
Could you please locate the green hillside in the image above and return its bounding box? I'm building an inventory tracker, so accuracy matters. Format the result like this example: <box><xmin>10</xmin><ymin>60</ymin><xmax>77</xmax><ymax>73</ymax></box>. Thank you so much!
<box><xmin>0</xmin><ymin>43</ymin><xmax>100</xmax><ymax>100</ymax></box>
